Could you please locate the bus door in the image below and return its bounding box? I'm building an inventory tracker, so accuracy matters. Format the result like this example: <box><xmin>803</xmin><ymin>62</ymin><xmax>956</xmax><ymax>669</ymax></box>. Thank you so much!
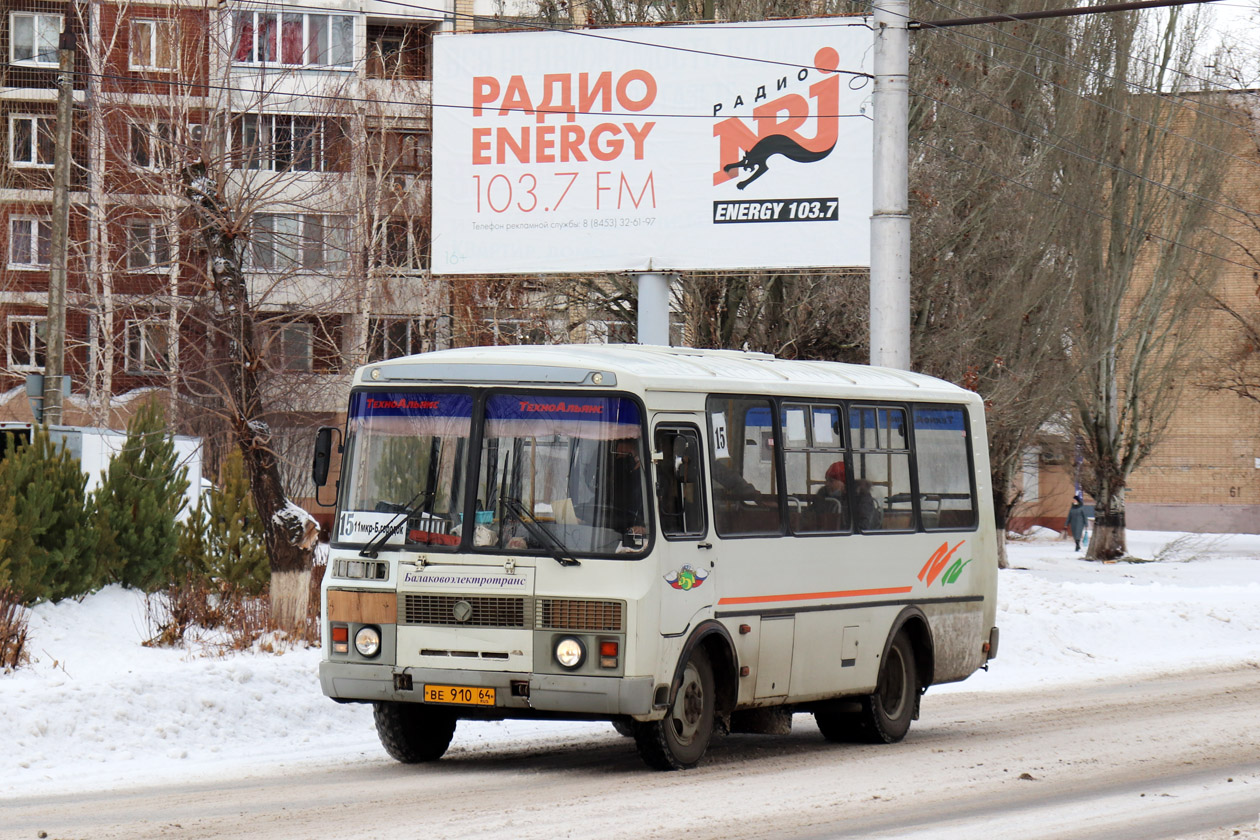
<box><xmin>651</xmin><ymin>423</ymin><xmax>714</xmax><ymax>636</ymax></box>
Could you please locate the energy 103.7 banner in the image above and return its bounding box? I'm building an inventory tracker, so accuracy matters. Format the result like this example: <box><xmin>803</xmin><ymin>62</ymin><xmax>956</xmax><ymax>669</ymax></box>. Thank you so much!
<box><xmin>430</xmin><ymin>19</ymin><xmax>873</xmax><ymax>275</ymax></box>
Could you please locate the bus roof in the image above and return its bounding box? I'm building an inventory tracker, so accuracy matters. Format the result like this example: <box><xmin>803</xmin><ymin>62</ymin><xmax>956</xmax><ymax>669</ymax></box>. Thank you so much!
<box><xmin>357</xmin><ymin>345</ymin><xmax>975</xmax><ymax>403</ymax></box>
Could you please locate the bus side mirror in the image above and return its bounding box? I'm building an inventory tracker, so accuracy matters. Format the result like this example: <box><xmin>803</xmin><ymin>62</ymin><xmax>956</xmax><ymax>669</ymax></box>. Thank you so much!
<box><xmin>312</xmin><ymin>427</ymin><xmax>342</xmax><ymax>507</ymax></box>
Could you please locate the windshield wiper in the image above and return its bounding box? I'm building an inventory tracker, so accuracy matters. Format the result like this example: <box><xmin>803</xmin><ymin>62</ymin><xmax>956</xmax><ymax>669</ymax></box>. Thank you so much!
<box><xmin>359</xmin><ymin>489</ymin><xmax>433</xmax><ymax>558</ymax></box>
<box><xmin>501</xmin><ymin>497</ymin><xmax>580</xmax><ymax>567</ymax></box>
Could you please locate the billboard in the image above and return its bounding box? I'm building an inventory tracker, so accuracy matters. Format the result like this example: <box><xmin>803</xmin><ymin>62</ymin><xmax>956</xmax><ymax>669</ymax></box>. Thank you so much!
<box><xmin>431</xmin><ymin>19</ymin><xmax>873</xmax><ymax>275</ymax></box>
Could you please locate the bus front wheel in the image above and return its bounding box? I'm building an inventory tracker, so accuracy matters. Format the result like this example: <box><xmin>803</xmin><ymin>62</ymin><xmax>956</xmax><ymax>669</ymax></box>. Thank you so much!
<box><xmin>635</xmin><ymin>648</ymin><xmax>716</xmax><ymax>770</ymax></box>
<box><xmin>373</xmin><ymin>701</ymin><xmax>458</xmax><ymax>763</ymax></box>
<box><xmin>816</xmin><ymin>632</ymin><xmax>919</xmax><ymax>744</ymax></box>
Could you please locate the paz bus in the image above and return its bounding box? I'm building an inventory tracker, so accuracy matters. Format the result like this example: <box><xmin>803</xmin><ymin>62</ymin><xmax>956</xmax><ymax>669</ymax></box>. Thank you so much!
<box><xmin>311</xmin><ymin>344</ymin><xmax>999</xmax><ymax>770</ymax></box>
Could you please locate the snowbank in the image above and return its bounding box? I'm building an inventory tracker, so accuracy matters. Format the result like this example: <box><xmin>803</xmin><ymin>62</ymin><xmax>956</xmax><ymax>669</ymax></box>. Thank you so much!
<box><xmin>1</xmin><ymin>530</ymin><xmax>1257</xmax><ymax>798</ymax></box>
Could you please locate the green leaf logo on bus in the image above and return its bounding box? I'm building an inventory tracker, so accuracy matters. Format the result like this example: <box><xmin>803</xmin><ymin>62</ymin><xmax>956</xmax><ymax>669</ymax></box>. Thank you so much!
<box><xmin>665</xmin><ymin>564</ymin><xmax>709</xmax><ymax>591</ymax></box>
<box><xmin>918</xmin><ymin>540</ymin><xmax>972</xmax><ymax>587</ymax></box>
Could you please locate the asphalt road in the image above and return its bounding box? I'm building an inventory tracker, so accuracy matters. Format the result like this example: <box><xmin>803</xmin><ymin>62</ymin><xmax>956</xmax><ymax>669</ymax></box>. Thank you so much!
<box><xmin>4</xmin><ymin>664</ymin><xmax>1258</xmax><ymax>840</ymax></box>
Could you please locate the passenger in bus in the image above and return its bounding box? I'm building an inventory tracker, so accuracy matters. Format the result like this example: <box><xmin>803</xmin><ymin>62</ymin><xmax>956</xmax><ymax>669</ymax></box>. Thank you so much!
<box><xmin>711</xmin><ymin>457</ymin><xmax>759</xmax><ymax>503</ymax></box>
<box><xmin>610</xmin><ymin>438</ymin><xmax>647</xmax><ymax>537</ymax></box>
<box><xmin>854</xmin><ymin>479</ymin><xmax>882</xmax><ymax>531</ymax></box>
<box><xmin>811</xmin><ymin>460</ymin><xmax>851</xmax><ymax>528</ymax></box>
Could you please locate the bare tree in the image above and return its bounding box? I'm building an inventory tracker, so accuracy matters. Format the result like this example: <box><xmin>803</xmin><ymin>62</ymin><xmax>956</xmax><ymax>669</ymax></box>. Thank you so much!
<box><xmin>1054</xmin><ymin>8</ymin><xmax>1230</xmax><ymax>559</ymax></box>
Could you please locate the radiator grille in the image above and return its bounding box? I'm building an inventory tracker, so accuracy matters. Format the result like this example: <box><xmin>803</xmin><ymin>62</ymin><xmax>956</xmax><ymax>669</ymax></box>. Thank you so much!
<box><xmin>537</xmin><ymin>599</ymin><xmax>624</xmax><ymax>632</ymax></box>
<box><xmin>401</xmin><ymin>594</ymin><xmax>527</xmax><ymax>628</ymax></box>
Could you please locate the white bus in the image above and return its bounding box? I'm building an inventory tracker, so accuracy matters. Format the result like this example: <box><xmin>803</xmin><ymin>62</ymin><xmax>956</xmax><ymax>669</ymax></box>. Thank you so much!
<box><xmin>312</xmin><ymin>344</ymin><xmax>999</xmax><ymax>770</ymax></box>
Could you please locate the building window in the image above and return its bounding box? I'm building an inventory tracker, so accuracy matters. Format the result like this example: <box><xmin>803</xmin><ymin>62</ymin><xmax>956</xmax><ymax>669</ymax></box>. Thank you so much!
<box><xmin>11</xmin><ymin>13</ymin><xmax>62</xmax><ymax>66</ymax></box>
<box><xmin>371</xmin><ymin>218</ymin><xmax>428</xmax><ymax>272</ymax></box>
<box><xmin>9</xmin><ymin>217</ymin><xmax>52</xmax><ymax>268</ymax></box>
<box><xmin>130</xmin><ymin>19</ymin><xmax>177</xmax><ymax>70</ymax></box>
<box><xmin>130</xmin><ymin>122</ymin><xmax>175</xmax><ymax>169</ymax></box>
<box><xmin>231</xmin><ymin>114</ymin><xmax>347</xmax><ymax>172</ymax></box>
<box><xmin>251</xmin><ymin>214</ymin><xmax>350</xmax><ymax>273</ymax></box>
<box><xmin>7</xmin><ymin>316</ymin><xmax>47</xmax><ymax>371</ymax></box>
<box><xmin>268</xmin><ymin>322</ymin><xmax>312</xmax><ymax>372</ymax></box>
<box><xmin>366</xmin><ymin>24</ymin><xmax>428</xmax><ymax>79</ymax></box>
<box><xmin>231</xmin><ymin>11</ymin><xmax>353</xmax><ymax>67</ymax></box>
<box><xmin>10</xmin><ymin>115</ymin><xmax>55</xmax><ymax>168</ymax></box>
<box><xmin>126</xmin><ymin>220</ymin><xmax>173</xmax><ymax>271</ymax></box>
<box><xmin>126</xmin><ymin>319</ymin><xmax>170</xmax><ymax>373</ymax></box>
<box><xmin>367</xmin><ymin>317</ymin><xmax>430</xmax><ymax>361</ymax></box>
<box><xmin>369</xmin><ymin>130</ymin><xmax>430</xmax><ymax>176</ymax></box>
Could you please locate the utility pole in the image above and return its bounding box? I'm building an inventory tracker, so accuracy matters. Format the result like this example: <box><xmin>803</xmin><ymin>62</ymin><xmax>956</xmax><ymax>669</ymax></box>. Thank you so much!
<box><xmin>43</xmin><ymin>25</ymin><xmax>76</xmax><ymax>425</ymax></box>
<box><xmin>870</xmin><ymin>0</ymin><xmax>911</xmax><ymax>370</ymax></box>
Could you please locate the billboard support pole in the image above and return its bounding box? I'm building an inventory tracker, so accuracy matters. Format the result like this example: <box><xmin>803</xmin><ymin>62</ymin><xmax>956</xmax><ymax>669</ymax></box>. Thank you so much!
<box><xmin>870</xmin><ymin>0</ymin><xmax>911</xmax><ymax>370</ymax></box>
<box><xmin>636</xmin><ymin>272</ymin><xmax>672</xmax><ymax>346</ymax></box>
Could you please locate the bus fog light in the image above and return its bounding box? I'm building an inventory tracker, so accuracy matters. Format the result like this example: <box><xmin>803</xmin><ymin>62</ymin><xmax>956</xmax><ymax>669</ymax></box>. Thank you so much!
<box><xmin>355</xmin><ymin>626</ymin><xmax>381</xmax><ymax>657</ymax></box>
<box><xmin>555</xmin><ymin>637</ymin><xmax>585</xmax><ymax>670</ymax></box>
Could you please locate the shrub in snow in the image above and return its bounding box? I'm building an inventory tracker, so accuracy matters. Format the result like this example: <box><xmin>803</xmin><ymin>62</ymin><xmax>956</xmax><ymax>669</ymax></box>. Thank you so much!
<box><xmin>0</xmin><ymin>586</ymin><xmax>29</xmax><ymax>670</ymax></box>
<box><xmin>91</xmin><ymin>399</ymin><xmax>190</xmax><ymax>592</ymax></box>
<box><xmin>0</xmin><ymin>427</ymin><xmax>96</xmax><ymax>603</ymax></box>
<box><xmin>204</xmin><ymin>449</ymin><xmax>269</xmax><ymax>597</ymax></box>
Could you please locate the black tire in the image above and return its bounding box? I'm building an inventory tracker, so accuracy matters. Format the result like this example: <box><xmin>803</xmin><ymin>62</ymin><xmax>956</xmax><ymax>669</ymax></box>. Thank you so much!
<box><xmin>611</xmin><ymin>717</ymin><xmax>636</xmax><ymax>737</ymax></box>
<box><xmin>634</xmin><ymin>648</ymin><xmax>716</xmax><ymax>770</ymax></box>
<box><xmin>815</xmin><ymin>632</ymin><xmax>920</xmax><ymax>744</ymax></box>
<box><xmin>373</xmin><ymin>701</ymin><xmax>458</xmax><ymax>763</ymax></box>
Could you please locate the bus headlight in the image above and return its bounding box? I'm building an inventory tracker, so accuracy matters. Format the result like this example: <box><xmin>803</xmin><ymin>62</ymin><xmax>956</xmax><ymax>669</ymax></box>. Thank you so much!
<box><xmin>554</xmin><ymin>637</ymin><xmax>585</xmax><ymax>670</ymax></box>
<box><xmin>355</xmin><ymin>625</ymin><xmax>381</xmax><ymax>658</ymax></box>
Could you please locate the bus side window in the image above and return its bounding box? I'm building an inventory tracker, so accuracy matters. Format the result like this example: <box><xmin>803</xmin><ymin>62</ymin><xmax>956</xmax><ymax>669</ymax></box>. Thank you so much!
<box><xmin>912</xmin><ymin>405</ymin><xmax>977</xmax><ymax>530</ymax></box>
<box><xmin>707</xmin><ymin>396</ymin><xmax>782</xmax><ymax>536</ymax></box>
<box><xmin>850</xmin><ymin>405</ymin><xmax>913</xmax><ymax>532</ymax></box>
<box><xmin>654</xmin><ymin>426</ymin><xmax>707</xmax><ymax>539</ymax></box>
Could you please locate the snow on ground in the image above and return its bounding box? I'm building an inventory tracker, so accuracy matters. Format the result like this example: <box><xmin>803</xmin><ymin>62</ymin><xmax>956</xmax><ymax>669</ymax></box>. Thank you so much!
<box><xmin>1</xmin><ymin>529</ymin><xmax>1257</xmax><ymax>800</ymax></box>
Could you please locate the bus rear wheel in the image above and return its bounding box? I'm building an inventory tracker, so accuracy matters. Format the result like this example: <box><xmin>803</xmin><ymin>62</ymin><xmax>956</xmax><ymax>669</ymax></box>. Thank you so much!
<box><xmin>373</xmin><ymin>701</ymin><xmax>458</xmax><ymax>763</ymax></box>
<box><xmin>816</xmin><ymin>632</ymin><xmax>919</xmax><ymax>744</ymax></box>
<box><xmin>635</xmin><ymin>648</ymin><xmax>715</xmax><ymax>770</ymax></box>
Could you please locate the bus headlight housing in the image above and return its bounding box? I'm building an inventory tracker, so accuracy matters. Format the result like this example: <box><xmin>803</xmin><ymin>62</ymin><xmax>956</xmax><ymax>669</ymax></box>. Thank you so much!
<box><xmin>554</xmin><ymin>636</ymin><xmax>585</xmax><ymax>670</ymax></box>
<box><xmin>355</xmin><ymin>625</ymin><xmax>381</xmax><ymax>658</ymax></box>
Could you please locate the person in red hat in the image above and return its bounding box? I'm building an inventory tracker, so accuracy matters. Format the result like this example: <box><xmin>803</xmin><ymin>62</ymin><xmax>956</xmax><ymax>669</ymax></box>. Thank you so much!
<box><xmin>811</xmin><ymin>460</ymin><xmax>851</xmax><ymax>527</ymax></box>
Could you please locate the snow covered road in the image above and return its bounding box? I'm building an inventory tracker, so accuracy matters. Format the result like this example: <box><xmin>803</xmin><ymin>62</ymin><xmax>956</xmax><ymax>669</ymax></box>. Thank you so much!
<box><xmin>4</xmin><ymin>663</ymin><xmax>1258</xmax><ymax>840</ymax></box>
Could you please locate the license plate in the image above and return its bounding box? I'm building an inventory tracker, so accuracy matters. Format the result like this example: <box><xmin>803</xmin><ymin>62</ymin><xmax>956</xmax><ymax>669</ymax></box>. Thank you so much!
<box><xmin>423</xmin><ymin>684</ymin><xmax>496</xmax><ymax>706</ymax></box>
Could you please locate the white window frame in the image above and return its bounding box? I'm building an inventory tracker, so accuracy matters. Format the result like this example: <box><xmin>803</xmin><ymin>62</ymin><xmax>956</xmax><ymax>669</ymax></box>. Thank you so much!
<box><xmin>272</xmin><ymin>321</ymin><xmax>313</xmax><ymax>372</ymax></box>
<box><xmin>251</xmin><ymin>213</ymin><xmax>350</xmax><ymax>273</ymax></box>
<box><xmin>9</xmin><ymin>216</ymin><xmax>52</xmax><ymax>269</ymax></box>
<box><xmin>129</xmin><ymin>18</ymin><xmax>177</xmax><ymax>71</ymax></box>
<box><xmin>376</xmin><ymin>217</ymin><xmax>428</xmax><ymax>273</ymax></box>
<box><xmin>367</xmin><ymin>316</ymin><xmax>431</xmax><ymax>362</ymax></box>
<box><xmin>125</xmin><ymin>318</ymin><xmax>170</xmax><ymax>374</ymax></box>
<box><xmin>10</xmin><ymin>114</ymin><xmax>55</xmax><ymax>168</ymax></box>
<box><xmin>129</xmin><ymin>121</ymin><xmax>175</xmax><ymax>170</ymax></box>
<box><xmin>231</xmin><ymin>10</ymin><xmax>354</xmax><ymax>68</ymax></box>
<box><xmin>126</xmin><ymin>219</ymin><xmax>173</xmax><ymax>272</ymax></box>
<box><xmin>7</xmin><ymin>315</ymin><xmax>47</xmax><ymax>372</ymax></box>
<box><xmin>10</xmin><ymin>12</ymin><xmax>62</xmax><ymax>67</ymax></box>
<box><xmin>232</xmin><ymin>113</ymin><xmax>342</xmax><ymax>173</ymax></box>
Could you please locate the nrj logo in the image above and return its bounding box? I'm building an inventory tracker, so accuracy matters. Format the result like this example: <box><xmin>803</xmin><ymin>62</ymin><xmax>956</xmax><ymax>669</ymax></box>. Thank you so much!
<box><xmin>712</xmin><ymin>47</ymin><xmax>841</xmax><ymax>191</ymax></box>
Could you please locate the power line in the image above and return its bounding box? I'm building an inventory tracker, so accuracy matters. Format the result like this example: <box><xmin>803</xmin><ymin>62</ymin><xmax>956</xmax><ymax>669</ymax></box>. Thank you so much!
<box><xmin>912</xmin><ymin>8</ymin><xmax>1260</xmax><ymax>176</ymax></box>
<box><xmin>2</xmin><ymin>62</ymin><xmax>872</xmax><ymax>120</ymax></box>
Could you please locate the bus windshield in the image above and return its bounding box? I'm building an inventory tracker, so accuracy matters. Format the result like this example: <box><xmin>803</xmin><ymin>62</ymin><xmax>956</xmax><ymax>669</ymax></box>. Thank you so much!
<box><xmin>339</xmin><ymin>391</ymin><xmax>471</xmax><ymax>550</ymax></box>
<box><xmin>474</xmin><ymin>393</ymin><xmax>649</xmax><ymax>558</ymax></box>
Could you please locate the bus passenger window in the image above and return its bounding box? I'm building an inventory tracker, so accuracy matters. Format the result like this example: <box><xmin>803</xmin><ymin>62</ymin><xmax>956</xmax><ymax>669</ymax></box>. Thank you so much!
<box><xmin>654</xmin><ymin>427</ymin><xmax>706</xmax><ymax>538</ymax></box>
<box><xmin>850</xmin><ymin>405</ymin><xmax>913</xmax><ymax>532</ymax></box>
<box><xmin>707</xmin><ymin>396</ymin><xmax>782</xmax><ymax>536</ymax></box>
<box><xmin>782</xmin><ymin>404</ymin><xmax>850</xmax><ymax>534</ymax></box>
<box><xmin>912</xmin><ymin>405</ymin><xmax>976</xmax><ymax>530</ymax></box>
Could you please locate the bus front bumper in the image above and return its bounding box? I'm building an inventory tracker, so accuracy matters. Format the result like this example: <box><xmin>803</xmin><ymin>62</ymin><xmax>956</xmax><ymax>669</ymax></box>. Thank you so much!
<box><xmin>320</xmin><ymin>661</ymin><xmax>655</xmax><ymax>717</ymax></box>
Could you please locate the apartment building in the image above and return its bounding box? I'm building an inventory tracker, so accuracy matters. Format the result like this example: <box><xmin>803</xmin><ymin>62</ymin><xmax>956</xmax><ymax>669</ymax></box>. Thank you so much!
<box><xmin>0</xmin><ymin>0</ymin><xmax>447</xmax><ymax>481</ymax></box>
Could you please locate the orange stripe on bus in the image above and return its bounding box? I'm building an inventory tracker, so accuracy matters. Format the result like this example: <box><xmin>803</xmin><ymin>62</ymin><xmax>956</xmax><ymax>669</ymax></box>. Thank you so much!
<box><xmin>717</xmin><ymin>586</ymin><xmax>914</xmax><ymax>606</ymax></box>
